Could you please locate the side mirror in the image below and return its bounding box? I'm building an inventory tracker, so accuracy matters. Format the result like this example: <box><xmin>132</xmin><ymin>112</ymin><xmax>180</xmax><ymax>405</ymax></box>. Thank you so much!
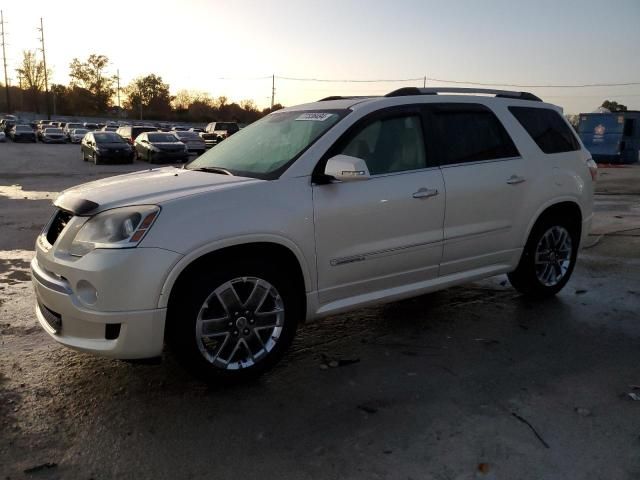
<box><xmin>324</xmin><ymin>154</ymin><xmax>370</xmax><ymax>182</ymax></box>
<box><xmin>141</xmin><ymin>139</ymin><xmax>149</xmax><ymax>144</ymax></box>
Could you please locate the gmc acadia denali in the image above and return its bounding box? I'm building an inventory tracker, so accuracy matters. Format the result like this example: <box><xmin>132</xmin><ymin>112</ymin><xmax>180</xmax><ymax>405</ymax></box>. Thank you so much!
<box><xmin>31</xmin><ymin>87</ymin><xmax>596</xmax><ymax>382</ymax></box>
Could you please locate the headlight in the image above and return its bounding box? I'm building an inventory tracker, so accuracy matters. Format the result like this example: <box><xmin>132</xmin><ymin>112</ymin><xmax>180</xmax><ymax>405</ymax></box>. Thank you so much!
<box><xmin>69</xmin><ymin>205</ymin><xmax>160</xmax><ymax>257</ymax></box>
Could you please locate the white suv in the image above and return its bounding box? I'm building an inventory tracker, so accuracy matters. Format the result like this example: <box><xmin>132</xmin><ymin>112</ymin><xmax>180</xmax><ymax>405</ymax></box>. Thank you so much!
<box><xmin>31</xmin><ymin>88</ymin><xmax>596</xmax><ymax>382</ymax></box>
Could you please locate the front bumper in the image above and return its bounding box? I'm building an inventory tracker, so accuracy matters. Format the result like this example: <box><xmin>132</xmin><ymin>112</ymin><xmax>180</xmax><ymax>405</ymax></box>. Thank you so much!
<box><xmin>31</xmin><ymin>244</ymin><xmax>182</xmax><ymax>359</ymax></box>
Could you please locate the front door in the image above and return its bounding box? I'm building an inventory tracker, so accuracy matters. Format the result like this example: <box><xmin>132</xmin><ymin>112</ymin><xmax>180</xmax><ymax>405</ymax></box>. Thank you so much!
<box><xmin>312</xmin><ymin>109</ymin><xmax>445</xmax><ymax>306</ymax></box>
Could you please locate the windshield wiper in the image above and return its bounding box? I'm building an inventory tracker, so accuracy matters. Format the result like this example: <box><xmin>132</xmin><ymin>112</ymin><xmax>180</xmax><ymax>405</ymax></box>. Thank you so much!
<box><xmin>189</xmin><ymin>166</ymin><xmax>234</xmax><ymax>176</ymax></box>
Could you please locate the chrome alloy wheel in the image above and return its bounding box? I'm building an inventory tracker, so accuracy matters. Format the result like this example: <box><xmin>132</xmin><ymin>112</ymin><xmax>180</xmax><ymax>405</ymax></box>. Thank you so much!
<box><xmin>534</xmin><ymin>226</ymin><xmax>573</xmax><ymax>287</ymax></box>
<box><xmin>195</xmin><ymin>277</ymin><xmax>284</xmax><ymax>370</ymax></box>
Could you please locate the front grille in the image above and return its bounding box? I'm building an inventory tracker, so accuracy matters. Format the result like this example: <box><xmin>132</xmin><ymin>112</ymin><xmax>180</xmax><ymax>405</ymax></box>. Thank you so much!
<box><xmin>46</xmin><ymin>210</ymin><xmax>73</xmax><ymax>246</ymax></box>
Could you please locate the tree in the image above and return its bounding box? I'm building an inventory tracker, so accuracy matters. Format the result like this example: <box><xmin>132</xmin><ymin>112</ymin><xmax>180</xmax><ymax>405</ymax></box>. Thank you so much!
<box><xmin>173</xmin><ymin>89</ymin><xmax>193</xmax><ymax>111</ymax></box>
<box><xmin>601</xmin><ymin>100</ymin><xmax>627</xmax><ymax>112</ymax></box>
<box><xmin>124</xmin><ymin>74</ymin><xmax>173</xmax><ymax>119</ymax></box>
<box><xmin>15</xmin><ymin>50</ymin><xmax>49</xmax><ymax>112</ymax></box>
<box><xmin>69</xmin><ymin>54</ymin><xmax>115</xmax><ymax>114</ymax></box>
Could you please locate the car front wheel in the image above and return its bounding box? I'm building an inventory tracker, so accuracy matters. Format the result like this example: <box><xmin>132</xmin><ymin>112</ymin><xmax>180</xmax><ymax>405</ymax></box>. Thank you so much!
<box><xmin>508</xmin><ymin>215</ymin><xmax>579</xmax><ymax>298</ymax></box>
<box><xmin>167</xmin><ymin>260</ymin><xmax>301</xmax><ymax>383</ymax></box>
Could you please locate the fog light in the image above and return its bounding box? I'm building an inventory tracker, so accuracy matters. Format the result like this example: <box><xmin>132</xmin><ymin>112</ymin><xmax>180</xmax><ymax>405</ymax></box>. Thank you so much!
<box><xmin>76</xmin><ymin>280</ymin><xmax>98</xmax><ymax>305</ymax></box>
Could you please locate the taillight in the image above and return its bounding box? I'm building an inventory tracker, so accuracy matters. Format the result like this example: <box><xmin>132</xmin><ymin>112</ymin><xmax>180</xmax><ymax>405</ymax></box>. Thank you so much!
<box><xmin>586</xmin><ymin>158</ymin><xmax>598</xmax><ymax>182</ymax></box>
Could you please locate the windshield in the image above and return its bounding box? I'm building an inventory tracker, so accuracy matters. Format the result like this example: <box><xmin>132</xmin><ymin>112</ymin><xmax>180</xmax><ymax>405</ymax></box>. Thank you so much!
<box><xmin>16</xmin><ymin>125</ymin><xmax>32</xmax><ymax>131</ymax></box>
<box><xmin>187</xmin><ymin>110</ymin><xmax>346</xmax><ymax>178</ymax></box>
<box><xmin>45</xmin><ymin>128</ymin><xmax>63</xmax><ymax>134</ymax></box>
<box><xmin>148</xmin><ymin>133</ymin><xmax>180</xmax><ymax>143</ymax></box>
<box><xmin>73</xmin><ymin>129</ymin><xmax>88</xmax><ymax>134</ymax></box>
<box><xmin>94</xmin><ymin>132</ymin><xmax>124</xmax><ymax>143</ymax></box>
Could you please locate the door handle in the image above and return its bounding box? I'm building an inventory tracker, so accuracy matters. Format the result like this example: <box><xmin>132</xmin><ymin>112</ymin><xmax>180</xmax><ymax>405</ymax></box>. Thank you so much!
<box><xmin>412</xmin><ymin>188</ymin><xmax>439</xmax><ymax>199</ymax></box>
<box><xmin>506</xmin><ymin>175</ymin><xmax>526</xmax><ymax>185</ymax></box>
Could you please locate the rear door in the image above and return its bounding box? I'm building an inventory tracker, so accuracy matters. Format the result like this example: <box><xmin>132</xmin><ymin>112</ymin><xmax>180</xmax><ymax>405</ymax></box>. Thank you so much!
<box><xmin>425</xmin><ymin>103</ymin><xmax>527</xmax><ymax>275</ymax></box>
<box><xmin>313</xmin><ymin>106</ymin><xmax>445</xmax><ymax>306</ymax></box>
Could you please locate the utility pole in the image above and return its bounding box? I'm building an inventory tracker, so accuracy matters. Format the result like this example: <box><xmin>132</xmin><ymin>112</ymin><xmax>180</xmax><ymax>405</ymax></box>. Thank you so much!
<box><xmin>271</xmin><ymin>74</ymin><xmax>275</xmax><ymax>109</ymax></box>
<box><xmin>1</xmin><ymin>11</ymin><xmax>10</xmax><ymax>113</ymax></box>
<box><xmin>37</xmin><ymin>17</ymin><xmax>50</xmax><ymax>119</ymax></box>
<box><xmin>116</xmin><ymin>69</ymin><xmax>121</xmax><ymax>112</ymax></box>
<box><xmin>18</xmin><ymin>72</ymin><xmax>23</xmax><ymax>110</ymax></box>
<box><xmin>423</xmin><ymin>75</ymin><xmax>426</xmax><ymax>88</ymax></box>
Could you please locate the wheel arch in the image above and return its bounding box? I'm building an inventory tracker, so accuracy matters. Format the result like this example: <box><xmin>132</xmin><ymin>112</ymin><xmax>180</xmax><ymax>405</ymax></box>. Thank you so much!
<box><xmin>523</xmin><ymin>198</ymin><xmax>583</xmax><ymax>246</ymax></box>
<box><xmin>159</xmin><ymin>236</ymin><xmax>312</xmax><ymax>311</ymax></box>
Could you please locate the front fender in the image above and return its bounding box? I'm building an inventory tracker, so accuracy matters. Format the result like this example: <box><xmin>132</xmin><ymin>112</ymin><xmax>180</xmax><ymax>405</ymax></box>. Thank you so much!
<box><xmin>157</xmin><ymin>233</ymin><xmax>314</xmax><ymax>309</ymax></box>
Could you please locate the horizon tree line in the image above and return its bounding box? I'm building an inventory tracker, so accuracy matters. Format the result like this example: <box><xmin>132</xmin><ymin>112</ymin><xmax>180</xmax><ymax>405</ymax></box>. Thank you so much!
<box><xmin>2</xmin><ymin>51</ymin><xmax>283</xmax><ymax>123</ymax></box>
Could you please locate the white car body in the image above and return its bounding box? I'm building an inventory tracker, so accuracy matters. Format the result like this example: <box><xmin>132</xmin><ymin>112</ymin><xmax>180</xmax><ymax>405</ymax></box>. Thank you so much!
<box><xmin>32</xmin><ymin>89</ymin><xmax>594</xmax><ymax>363</ymax></box>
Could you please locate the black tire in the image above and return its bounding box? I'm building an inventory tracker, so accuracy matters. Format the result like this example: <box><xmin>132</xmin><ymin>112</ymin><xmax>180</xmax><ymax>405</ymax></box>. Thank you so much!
<box><xmin>508</xmin><ymin>214</ymin><xmax>580</xmax><ymax>298</ymax></box>
<box><xmin>82</xmin><ymin>150</ymin><xmax>87</xmax><ymax>161</ymax></box>
<box><xmin>167</xmin><ymin>257</ymin><xmax>301</xmax><ymax>383</ymax></box>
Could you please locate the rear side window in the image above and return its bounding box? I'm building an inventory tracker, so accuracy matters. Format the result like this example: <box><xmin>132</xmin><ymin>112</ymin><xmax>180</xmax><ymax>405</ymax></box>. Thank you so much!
<box><xmin>509</xmin><ymin>107</ymin><xmax>580</xmax><ymax>154</ymax></box>
<box><xmin>429</xmin><ymin>104</ymin><xmax>519</xmax><ymax>165</ymax></box>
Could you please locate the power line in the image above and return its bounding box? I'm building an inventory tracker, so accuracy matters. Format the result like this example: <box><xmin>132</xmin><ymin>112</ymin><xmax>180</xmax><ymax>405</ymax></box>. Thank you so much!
<box><xmin>274</xmin><ymin>74</ymin><xmax>640</xmax><ymax>88</ymax></box>
<box><xmin>425</xmin><ymin>77</ymin><xmax>640</xmax><ymax>88</ymax></box>
<box><xmin>277</xmin><ymin>75</ymin><xmax>423</xmax><ymax>83</ymax></box>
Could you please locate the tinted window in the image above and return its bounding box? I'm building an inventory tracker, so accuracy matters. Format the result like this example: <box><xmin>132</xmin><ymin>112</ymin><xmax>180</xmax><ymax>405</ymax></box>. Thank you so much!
<box><xmin>429</xmin><ymin>105</ymin><xmax>519</xmax><ymax>165</ymax></box>
<box><xmin>623</xmin><ymin>119</ymin><xmax>634</xmax><ymax>136</ymax></box>
<box><xmin>215</xmin><ymin>123</ymin><xmax>239</xmax><ymax>132</ymax></box>
<box><xmin>341</xmin><ymin>115</ymin><xmax>426</xmax><ymax>175</ymax></box>
<box><xmin>15</xmin><ymin>125</ymin><xmax>32</xmax><ymax>132</ymax></box>
<box><xmin>510</xmin><ymin>107</ymin><xmax>580</xmax><ymax>154</ymax></box>
<box><xmin>94</xmin><ymin>132</ymin><xmax>124</xmax><ymax>143</ymax></box>
<box><xmin>148</xmin><ymin>133</ymin><xmax>180</xmax><ymax>142</ymax></box>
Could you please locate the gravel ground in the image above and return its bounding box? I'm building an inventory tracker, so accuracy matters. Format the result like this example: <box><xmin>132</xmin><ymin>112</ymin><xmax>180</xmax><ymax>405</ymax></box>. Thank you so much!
<box><xmin>1</xmin><ymin>143</ymin><xmax>639</xmax><ymax>480</ymax></box>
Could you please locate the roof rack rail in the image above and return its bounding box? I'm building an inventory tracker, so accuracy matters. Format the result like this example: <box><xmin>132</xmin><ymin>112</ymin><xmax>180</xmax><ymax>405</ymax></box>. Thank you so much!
<box><xmin>385</xmin><ymin>87</ymin><xmax>542</xmax><ymax>102</ymax></box>
<box><xmin>317</xmin><ymin>95</ymin><xmax>372</xmax><ymax>102</ymax></box>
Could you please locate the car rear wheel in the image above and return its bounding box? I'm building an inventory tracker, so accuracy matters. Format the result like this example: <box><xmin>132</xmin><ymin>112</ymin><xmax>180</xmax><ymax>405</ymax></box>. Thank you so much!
<box><xmin>167</xmin><ymin>259</ymin><xmax>301</xmax><ymax>383</ymax></box>
<box><xmin>508</xmin><ymin>215</ymin><xmax>579</xmax><ymax>298</ymax></box>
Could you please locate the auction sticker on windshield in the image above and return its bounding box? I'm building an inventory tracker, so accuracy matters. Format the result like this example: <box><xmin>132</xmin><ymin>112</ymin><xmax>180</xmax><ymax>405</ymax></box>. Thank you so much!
<box><xmin>295</xmin><ymin>113</ymin><xmax>335</xmax><ymax>121</ymax></box>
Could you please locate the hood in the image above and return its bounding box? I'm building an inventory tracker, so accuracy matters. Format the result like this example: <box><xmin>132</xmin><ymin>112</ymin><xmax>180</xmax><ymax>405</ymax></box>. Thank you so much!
<box><xmin>54</xmin><ymin>167</ymin><xmax>260</xmax><ymax>215</ymax></box>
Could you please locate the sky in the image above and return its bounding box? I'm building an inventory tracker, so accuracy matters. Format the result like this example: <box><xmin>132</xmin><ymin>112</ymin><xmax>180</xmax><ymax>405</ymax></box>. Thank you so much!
<box><xmin>2</xmin><ymin>0</ymin><xmax>640</xmax><ymax>114</ymax></box>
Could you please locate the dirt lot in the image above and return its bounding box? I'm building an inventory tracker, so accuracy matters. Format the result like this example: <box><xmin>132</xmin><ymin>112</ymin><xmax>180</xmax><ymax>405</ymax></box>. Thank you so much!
<box><xmin>1</xmin><ymin>142</ymin><xmax>639</xmax><ymax>480</ymax></box>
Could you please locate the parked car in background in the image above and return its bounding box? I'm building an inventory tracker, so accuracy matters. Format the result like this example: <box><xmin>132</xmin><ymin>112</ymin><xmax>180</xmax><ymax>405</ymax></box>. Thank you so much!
<box><xmin>64</xmin><ymin>123</ymin><xmax>84</xmax><ymax>140</ymax></box>
<box><xmin>97</xmin><ymin>123</ymin><xmax>106</xmax><ymax>130</ymax></box>
<box><xmin>172</xmin><ymin>130</ymin><xmax>206</xmax><ymax>155</ymax></box>
<box><xmin>101</xmin><ymin>125</ymin><xmax>119</xmax><ymax>132</ymax></box>
<box><xmin>9</xmin><ymin>124</ymin><xmax>37</xmax><ymax>142</ymax></box>
<box><xmin>189</xmin><ymin>127</ymin><xmax>204</xmax><ymax>133</ymax></box>
<box><xmin>115</xmin><ymin>125</ymin><xmax>158</xmax><ymax>145</ymax></box>
<box><xmin>41</xmin><ymin>128</ymin><xmax>67</xmax><ymax>144</ymax></box>
<box><xmin>134</xmin><ymin>131</ymin><xmax>189</xmax><ymax>163</ymax></box>
<box><xmin>36</xmin><ymin>121</ymin><xmax>54</xmax><ymax>141</ymax></box>
<box><xmin>201</xmin><ymin>121</ymin><xmax>239</xmax><ymax>148</ymax></box>
<box><xmin>81</xmin><ymin>131</ymin><xmax>134</xmax><ymax>164</ymax></box>
<box><xmin>1</xmin><ymin>117</ymin><xmax>17</xmax><ymax>134</ymax></box>
<box><xmin>171</xmin><ymin>125</ymin><xmax>190</xmax><ymax>131</ymax></box>
<box><xmin>83</xmin><ymin>122</ymin><xmax>98</xmax><ymax>131</ymax></box>
<box><xmin>69</xmin><ymin>128</ymin><xmax>89</xmax><ymax>144</ymax></box>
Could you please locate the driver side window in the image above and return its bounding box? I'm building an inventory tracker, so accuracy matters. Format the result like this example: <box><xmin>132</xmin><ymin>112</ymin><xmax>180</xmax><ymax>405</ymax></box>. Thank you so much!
<box><xmin>340</xmin><ymin>115</ymin><xmax>426</xmax><ymax>175</ymax></box>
